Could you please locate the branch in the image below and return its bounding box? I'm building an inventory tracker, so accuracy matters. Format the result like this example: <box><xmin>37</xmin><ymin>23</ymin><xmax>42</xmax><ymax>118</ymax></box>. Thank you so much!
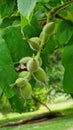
<box><xmin>54</xmin><ymin>0</ymin><xmax>73</xmax><ymax>15</ymax></box>
<box><xmin>32</xmin><ymin>95</ymin><xmax>51</xmax><ymax>112</ymax></box>
<box><xmin>47</xmin><ymin>0</ymin><xmax>73</xmax><ymax>22</ymax></box>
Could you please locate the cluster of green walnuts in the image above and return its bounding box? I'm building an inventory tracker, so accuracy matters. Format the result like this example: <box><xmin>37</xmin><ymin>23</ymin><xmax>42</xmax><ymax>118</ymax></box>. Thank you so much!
<box><xmin>11</xmin><ymin>22</ymin><xmax>55</xmax><ymax>99</ymax></box>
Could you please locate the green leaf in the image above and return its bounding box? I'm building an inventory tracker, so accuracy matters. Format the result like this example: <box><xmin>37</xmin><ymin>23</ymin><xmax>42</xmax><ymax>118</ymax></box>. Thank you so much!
<box><xmin>21</xmin><ymin>14</ymin><xmax>28</xmax><ymax>31</ymax></box>
<box><xmin>56</xmin><ymin>21</ymin><xmax>73</xmax><ymax>45</ymax></box>
<box><xmin>66</xmin><ymin>2</ymin><xmax>73</xmax><ymax>11</ymax></box>
<box><xmin>43</xmin><ymin>36</ymin><xmax>57</xmax><ymax>54</ymax></box>
<box><xmin>63</xmin><ymin>63</ymin><xmax>73</xmax><ymax>93</ymax></box>
<box><xmin>23</xmin><ymin>17</ymin><xmax>41</xmax><ymax>38</ymax></box>
<box><xmin>3</xmin><ymin>17</ymin><xmax>41</xmax><ymax>63</ymax></box>
<box><xmin>17</xmin><ymin>0</ymin><xmax>37</xmax><ymax>27</ymax></box>
<box><xmin>0</xmin><ymin>38</ymin><xmax>18</xmax><ymax>98</ymax></box>
<box><xmin>37</xmin><ymin>0</ymin><xmax>49</xmax><ymax>3</ymax></box>
<box><xmin>65</xmin><ymin>11</ymin><xmax>73</xmax><ymax>22</ymax></box>
<box><xmin>62</xmin><ymin>44</ymin><xmax>73</xmax><ymax>93</ymax></box>
<box><xmin>41</xmin><ymin>54</ymin><xmax>49</xmax><ymax>69</ymax></box>
<box><xmin>0</xmin><ymin>88</ymin><xmax>3</xmax><ymax>97</ymax></box>
<box><xmin>48</xmin><ymin>0</ymin><xmax>62</xmax><ymax>7</ymax></box>
<box><xmin>0</xmin><ymin>16</ymin><xmax>20</xmax><ymax>29</ymax></box>
<box><xmin>3</xmin><ymin>26</ymin><xmax>33</xmax><ymax>62</ymax></box>
<box><xmin>0</xmin><ymin>0</ymin><xmax>15</xmax><ymax>18</ymax></box>
<box><xmin>9</xmin><ymin>94</ymin><xmax>25</xmax><ymax>113</ymax></box>
<box><xmin>62</xmin><ymin>44</ymin><xmax>73</xmax><ymax>68</ymax></box>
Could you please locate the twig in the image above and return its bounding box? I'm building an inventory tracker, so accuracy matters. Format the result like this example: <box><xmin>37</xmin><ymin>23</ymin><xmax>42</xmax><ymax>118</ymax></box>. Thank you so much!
<box><xmin>47</xmin><ymin>0</ymin><xmax>73</xmax><ymax>22</ymax></box>
<box><xmin>32</xmin><ymin>95</ymin><xmax>51</xmax><ymax>112</ymax></box>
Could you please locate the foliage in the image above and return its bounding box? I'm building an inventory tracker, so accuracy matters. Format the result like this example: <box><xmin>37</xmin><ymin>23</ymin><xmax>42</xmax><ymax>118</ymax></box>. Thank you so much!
<box><xmin>0</xmin><ymin>0</ymin><xmax>73</xmax><ymax>112</ymax></box>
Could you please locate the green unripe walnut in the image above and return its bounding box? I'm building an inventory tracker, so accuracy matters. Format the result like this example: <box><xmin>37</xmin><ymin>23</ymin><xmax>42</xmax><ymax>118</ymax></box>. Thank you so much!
<box><xmin>43</xmin><ymin>22</ymin><xmax>55</xmax><ymax>35</ymax></box>
<box><xmin>33</xmin><ymin>67</ymin><xmax>46</xmax><ymax>83</ymax></box>
<box><xmin>28</xmin><ymin>37</ymin><xmax>41</xmax><ymax>51</ymax></box>
<box><xmin>40</xmin><ymin>31</ymin><xmax>48</xmax><ymax>43</ymax></box>
<box><xmin>39</xmin><ymin>57</ymin><xmax>42</xmax><ymax>66</ymax></box>
<box><xmin>38</xmin><ymin>57</ymin><xmax>42</xmax><ymax>67</ymax></box>
<box><xmin>20</xmin><ymin>82</ymin><xmax>32</xmax><ymax>99</ymax></box>
<box><xmin>40</xmin><ymin>22</ymin><xmax>55</xmax><ymax>43</ymax></box>
<box><xmin>19</xmin><ymin>71</ymin><xmax>31</xmax><ymax>80</ymax></box>
<box><xmin>15</xmin><ymin>78</ymin><xmax>27</xmax><ymax>87</ymax></box>
<box><xmin>19</xmin><ymin>57</ymin><xmax>31</xmax><ymax>64</ymax></box>
<box><xmin>27</xmin><ymin>57</ymin><xmax>39</xmax><ymax>72</ymax></box>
